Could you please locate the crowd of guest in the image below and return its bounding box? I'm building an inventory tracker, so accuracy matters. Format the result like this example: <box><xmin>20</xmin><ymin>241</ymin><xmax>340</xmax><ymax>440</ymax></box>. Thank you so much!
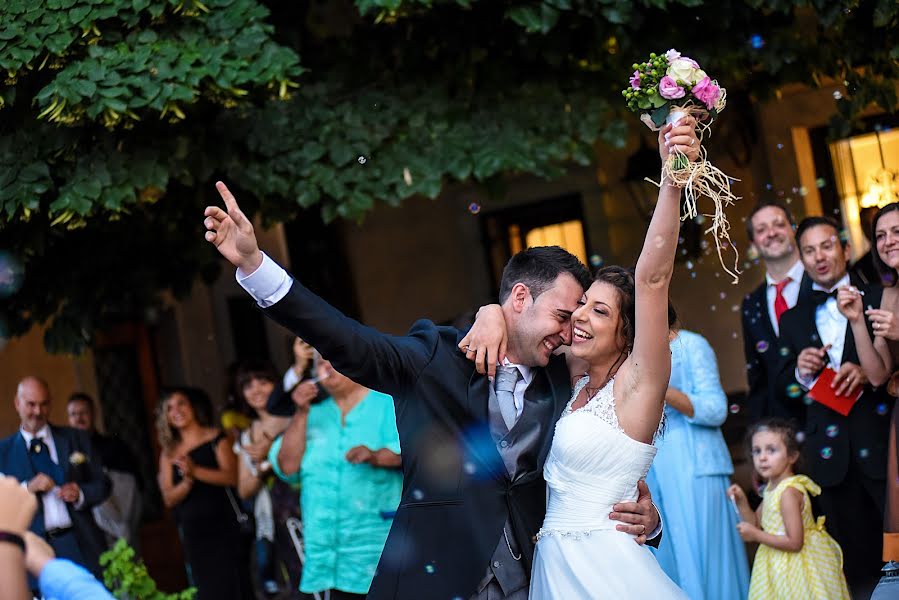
<box><xmin>0</xmin><ymin>338</ymin><xmax>403</xmax><ymax>600</ymax></box>
<box><xmin>4</xmin><ymin>201</ymin><xmax>899</xmax><ymax>600</ymax></box>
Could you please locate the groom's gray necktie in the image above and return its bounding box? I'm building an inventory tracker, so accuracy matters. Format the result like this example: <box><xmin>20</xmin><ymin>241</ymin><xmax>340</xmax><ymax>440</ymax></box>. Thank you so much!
<box><xmin>494</xmin><ymin>365</ymin><xmax>521</xmax><ymax>431</ymax></box>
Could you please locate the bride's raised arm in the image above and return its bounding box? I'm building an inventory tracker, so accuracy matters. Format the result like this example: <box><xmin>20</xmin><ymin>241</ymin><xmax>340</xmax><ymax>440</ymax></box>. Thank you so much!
<box><xmin>619</xmin><ymin>119</ymin><xmax>699</xmax><ymax>439</ymax></box>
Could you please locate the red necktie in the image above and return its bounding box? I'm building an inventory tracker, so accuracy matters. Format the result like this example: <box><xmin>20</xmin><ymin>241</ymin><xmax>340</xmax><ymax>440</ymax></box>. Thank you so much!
<box><xmin>773</xmin><ymin>277</ymin><xmax>792</xmax><ymax>324</ymax></box>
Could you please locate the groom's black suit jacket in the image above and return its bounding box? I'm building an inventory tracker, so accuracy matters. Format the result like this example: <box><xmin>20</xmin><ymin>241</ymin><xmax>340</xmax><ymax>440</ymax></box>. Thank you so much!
<box><xmin>265</xmin><ymin>280</ymin><xmax>575</xmax><ymax>599</ymax></box>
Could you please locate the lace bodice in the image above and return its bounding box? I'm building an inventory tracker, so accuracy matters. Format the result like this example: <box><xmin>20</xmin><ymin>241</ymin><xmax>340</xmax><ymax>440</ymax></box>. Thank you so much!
<box><xmin>538</xmin><ymin>375</ymin><xmax>664</xmax><ymax>538</ymax></box>
<box><xmin>562</xmin><ymin>375</ymin><xmax>665</xmax><ymax>445</ymax></box>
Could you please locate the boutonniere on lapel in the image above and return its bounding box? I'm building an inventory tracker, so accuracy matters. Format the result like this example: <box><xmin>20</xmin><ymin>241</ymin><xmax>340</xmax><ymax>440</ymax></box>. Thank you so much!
<box><xmin>68</xmin><ymin>451</ymin><xmax>89</xmax><ymax>482</ymax></box>
<box><xmin>69</xmin><ymin>451</ymin><xmax>88</xmax><ymax>466</ymax></box>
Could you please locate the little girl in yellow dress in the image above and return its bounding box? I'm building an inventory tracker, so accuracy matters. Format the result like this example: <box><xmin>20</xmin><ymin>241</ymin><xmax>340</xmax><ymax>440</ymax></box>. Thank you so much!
<box><xmin>728</xmin><ymin>418</ymin><xmax>850</xmax><ymax>600</ymax></box>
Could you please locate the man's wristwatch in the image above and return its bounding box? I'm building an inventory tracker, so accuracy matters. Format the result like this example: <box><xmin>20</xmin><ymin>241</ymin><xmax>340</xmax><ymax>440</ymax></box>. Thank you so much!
<box><xmin>0</xmin><ymin>531</ymin><xmax>25</xmax><ymax>552</ymax></box>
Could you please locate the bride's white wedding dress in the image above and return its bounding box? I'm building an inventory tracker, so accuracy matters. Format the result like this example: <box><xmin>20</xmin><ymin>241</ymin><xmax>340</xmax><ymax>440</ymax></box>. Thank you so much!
<box><xmin>530</xmin><ymin>376</ymin><xmax>688</xmax><ymax>599</ymax></box>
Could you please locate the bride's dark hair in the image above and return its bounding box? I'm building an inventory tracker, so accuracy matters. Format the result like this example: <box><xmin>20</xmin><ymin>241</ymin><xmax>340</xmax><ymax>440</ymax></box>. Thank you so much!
<box><xmin>593</xmin><ymin>266</ymin><xmax>678</xmax><ymax>353</ymax></box>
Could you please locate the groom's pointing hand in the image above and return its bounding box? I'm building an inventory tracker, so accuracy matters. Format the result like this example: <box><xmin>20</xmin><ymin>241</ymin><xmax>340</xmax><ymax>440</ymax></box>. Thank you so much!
<box><xmin>204</xmin><ymin>181</ymin><xmax>263</xmax><ymax>274</ymax></box>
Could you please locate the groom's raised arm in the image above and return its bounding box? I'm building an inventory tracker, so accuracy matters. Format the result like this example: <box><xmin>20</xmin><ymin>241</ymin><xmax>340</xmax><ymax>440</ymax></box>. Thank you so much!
<box><xmin>205</xmin><ymin>182</ymin><xmax>435</xmax><ymax>395</ymax></box>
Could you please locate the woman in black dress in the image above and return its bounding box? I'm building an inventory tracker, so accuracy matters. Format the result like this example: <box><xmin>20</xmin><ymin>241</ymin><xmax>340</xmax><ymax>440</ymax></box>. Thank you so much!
<box><xmin>157</xmin><ymin>387</ymin><xmax>252</xmax><ymax>600</ymax></box>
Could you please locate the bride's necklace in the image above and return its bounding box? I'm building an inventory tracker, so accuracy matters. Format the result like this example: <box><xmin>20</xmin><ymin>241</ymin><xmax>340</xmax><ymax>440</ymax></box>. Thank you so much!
<box><xmin>583</xmin><ymin>374</ymin><xmax>615</xmax><ymax>401</ymax></box>
<box><xmin>582</xmin><ymin>349</ymin><xmax>627</xmax><ymax>401</ymax></box>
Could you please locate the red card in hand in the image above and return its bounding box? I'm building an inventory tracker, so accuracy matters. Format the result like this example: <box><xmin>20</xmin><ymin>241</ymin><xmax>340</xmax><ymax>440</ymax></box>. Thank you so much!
<box><xmin>807</xmin><ymin>367</ymin><xmax>862</xmax><ymax>417</ymax></box>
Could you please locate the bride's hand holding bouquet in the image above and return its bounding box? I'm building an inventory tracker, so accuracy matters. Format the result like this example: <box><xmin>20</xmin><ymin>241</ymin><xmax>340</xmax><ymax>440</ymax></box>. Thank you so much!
<box><xmin>622</xmin><ymin>49</ymin><xmax>739</xmax><ymax>282</ymax></box>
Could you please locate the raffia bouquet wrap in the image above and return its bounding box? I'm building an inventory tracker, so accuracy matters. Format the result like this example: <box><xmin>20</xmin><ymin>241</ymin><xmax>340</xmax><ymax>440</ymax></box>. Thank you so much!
<box><xmin>622</xmin><ymin>49</ymin><xmax>741</xmax><ymax>282</ymax></box>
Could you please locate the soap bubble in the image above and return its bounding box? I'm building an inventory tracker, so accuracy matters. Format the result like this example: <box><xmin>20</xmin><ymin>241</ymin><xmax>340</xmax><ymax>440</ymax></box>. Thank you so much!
<box><xmin>825</xmin><ymin>424</ymin><xmax>839</xmax><ymax>438</ymax></box>
<box><xmin>876</xmin><ymin>403</ymin><xmax>889</xmax><ymax>416</ymax></box>
<box><xmin>756</xmin><ymin>341</ymin><xmax>769</xmax><ymax>353</ymax></box>
<box><xmin>468</xmin><ymin>203</ymin><xmax>481</xmax><ymax>215</ymax></box>
<box><xmin>833</xmin><ymin>90</ymin><xmax>842</xmax><ymax>100</ymax></box>
<box><xmin>589</xmin><ymin>254</ymin><xmax>604</xmax><ymax>268</ymax></box>
<box><xmin>786</xmin><ymin>384</ymin><xmax>802</xmax><ymax>398</ymax></box>
<box><xmin>357</xmin><ymin>155</ymin><xmax>367</xmax><ymax>164</ymax></box>
<box><xmin>820</xmin><ymin>446</ymin><xmax>833</xmax><ymax>460</ymax></box>
<box><xmin>729</xmin><ymin>404</ymin><xmax>741</xmax><ymax>414</ymax></box>
<box><xmin>750</xmin><ymin>35</ymin><xmax>765</xmax><ymax>49</ymax></box>
<box><xmin>0</xmin><ymin>252</ymin><xmax>25</xmax><ymax>298</ymax></box>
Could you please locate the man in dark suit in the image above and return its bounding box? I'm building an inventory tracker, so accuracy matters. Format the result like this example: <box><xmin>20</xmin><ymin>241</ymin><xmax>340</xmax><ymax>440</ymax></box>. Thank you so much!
<box><xmin>204</xmin><ymin>182</ymin><xmax>662</xmax><ymax>600</ymax></box>
<box><xmin>0</xmin><ymin>377</ymin><xmax>111</xmax><ymax>579</ymax></box>
<box><xmin>67</xmin><ymin>392</ymin><xmax>143</xmax><ymax>549</ymax></box>
<box><xmin>741</xmin><ymin>201</ymin><xmax>813</xmax><ymax>421</ymax></box>
<box><xmin>776</xmin><ymin>216</ymin><xmax>891</xmax><ymax>589</ymax></box>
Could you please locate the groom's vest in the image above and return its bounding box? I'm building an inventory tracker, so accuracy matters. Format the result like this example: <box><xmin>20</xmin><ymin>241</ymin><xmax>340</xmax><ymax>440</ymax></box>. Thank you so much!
<box><xmin>478</xmin><ymin>370</ymin><xmax>557</xmax><ymax>596</ymax></box>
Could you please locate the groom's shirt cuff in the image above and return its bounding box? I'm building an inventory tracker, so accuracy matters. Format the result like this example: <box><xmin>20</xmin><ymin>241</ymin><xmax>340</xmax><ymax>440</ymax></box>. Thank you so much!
<box><xmin>647</xmin><ymin>501</ymin><xmax>663</xmax><ymax>540</ymax></box>
<box><xmin>236</xmin><ymin>252</ymin><xmax>293</xmax><ymax>308</ymax></box>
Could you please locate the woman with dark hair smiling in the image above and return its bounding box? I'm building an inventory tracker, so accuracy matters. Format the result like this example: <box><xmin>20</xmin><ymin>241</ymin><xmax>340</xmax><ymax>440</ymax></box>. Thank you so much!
<box><xmin>157</xmin><ymin>387</ymin><xmax>251</xmax><ymax>600</ymax></box>
<box><xmin>837</xmin><ymin>202</ymin><xmax>899</xmax><ymax>568</ymax></box>
<box><xmin>233</xmin><ymin>361</ymin><xmax>304</xmax><ymax>598</ymax></box>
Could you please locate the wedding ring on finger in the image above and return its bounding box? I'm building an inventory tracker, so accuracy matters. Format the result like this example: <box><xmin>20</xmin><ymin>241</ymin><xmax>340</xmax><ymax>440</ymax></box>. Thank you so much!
<box><xmin>640</xmin><ymin>524</ymin><xmax>646</xmax><ymax>535</ymax></box>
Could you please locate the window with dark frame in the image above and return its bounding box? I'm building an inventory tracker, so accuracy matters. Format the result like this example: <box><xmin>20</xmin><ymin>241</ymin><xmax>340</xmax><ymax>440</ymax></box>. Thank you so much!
<box><xmin>479</xmin><ymin>193</ymin><xmax>591</xmax><ymax>291</ymax></box>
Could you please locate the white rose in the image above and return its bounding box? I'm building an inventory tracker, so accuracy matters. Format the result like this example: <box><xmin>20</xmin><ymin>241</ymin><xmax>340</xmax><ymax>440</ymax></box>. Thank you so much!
<box><xmin>667</xmin><ymin>58</ymin><xmax>700</xmax><ymax>85</ymax></box>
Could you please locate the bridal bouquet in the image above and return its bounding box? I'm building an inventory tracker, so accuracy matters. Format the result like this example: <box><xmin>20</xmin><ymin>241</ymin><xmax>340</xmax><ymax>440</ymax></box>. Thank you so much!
<box><xmin>622</xmin><ymin>49</ymin><xmax>740</xmax><ymax>282</ymax></box>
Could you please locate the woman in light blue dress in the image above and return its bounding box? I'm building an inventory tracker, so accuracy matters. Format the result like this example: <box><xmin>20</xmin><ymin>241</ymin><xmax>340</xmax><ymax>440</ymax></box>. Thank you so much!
<box><xmin>646</xmin><ymin>328</ymin><xmax>750</xmax><ymax>600</ymax></box>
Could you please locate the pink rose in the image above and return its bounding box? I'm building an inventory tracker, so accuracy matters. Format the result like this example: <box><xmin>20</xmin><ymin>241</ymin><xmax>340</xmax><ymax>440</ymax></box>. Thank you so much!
<box><xmin>630</xmin><ymin>70</ymin><xmax>641</xmax><ymax>89</ymax></box>
<box><xmin>691</xmin><ymin>76</ymin><xmax>720</xmax><ymax>109</ymax></box>
<box><xmin>659</xmin><ymin>76</ymin><xmax>685</xmax><ymax>100</ymax></box>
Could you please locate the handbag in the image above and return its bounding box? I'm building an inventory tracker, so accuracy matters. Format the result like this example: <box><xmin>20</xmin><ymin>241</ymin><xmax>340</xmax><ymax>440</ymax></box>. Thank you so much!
<box><xmin>225</xmin><ymin>487</ymin><xmax>254</xmax><ymax>536</ymax></box>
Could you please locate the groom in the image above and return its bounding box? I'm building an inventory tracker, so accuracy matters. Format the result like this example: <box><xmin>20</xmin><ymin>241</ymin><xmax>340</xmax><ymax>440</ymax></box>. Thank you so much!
<box><xmin>203</xmin><ymin>183</ymin><xmax>661</xmax><ymax>599</ymax></box>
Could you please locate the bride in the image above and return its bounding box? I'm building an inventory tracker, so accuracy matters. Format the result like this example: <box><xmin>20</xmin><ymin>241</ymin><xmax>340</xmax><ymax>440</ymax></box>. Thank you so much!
<box><xmin>462</xmin><ymin>118</ymin><xmax>697</xmax><ymax>598</ymax></box>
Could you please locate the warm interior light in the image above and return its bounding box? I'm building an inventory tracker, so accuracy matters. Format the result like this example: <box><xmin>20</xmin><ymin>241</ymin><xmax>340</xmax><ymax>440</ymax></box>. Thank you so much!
<box><xmin>828</xmin><ymin>127</ymin><xmax>899</xmax><ymax>253</ymax></box>
<box><xmin>524</xmin><ymin>220</ymin><xmax>588</xmax><ymax>264</ymax></box>
<box><xmin>860</xmin><ymin>167</ymin><xmax>899</xmax><ymax>208</ymax></box>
